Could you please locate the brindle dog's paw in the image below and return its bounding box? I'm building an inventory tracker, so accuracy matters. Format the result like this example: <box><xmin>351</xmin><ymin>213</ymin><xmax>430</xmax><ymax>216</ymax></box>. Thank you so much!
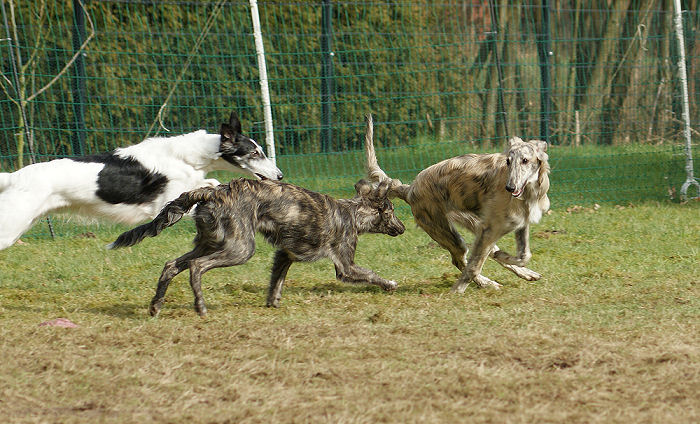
<box><xmin>382</xmin><ymin>280</ymin><xmax>398</xmax><ymax>291</ymax></box>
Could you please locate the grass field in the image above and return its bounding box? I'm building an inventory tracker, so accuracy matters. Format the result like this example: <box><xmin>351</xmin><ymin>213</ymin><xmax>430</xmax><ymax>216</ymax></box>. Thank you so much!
<box><xmin>1</xmin><ymin>201</ymin><xmax>698</xmax><ymax>423</ymax></box>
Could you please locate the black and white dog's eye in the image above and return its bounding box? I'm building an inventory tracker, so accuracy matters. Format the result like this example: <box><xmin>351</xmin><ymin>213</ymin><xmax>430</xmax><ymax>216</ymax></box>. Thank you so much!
<box><xmin>522</xmin><ymin>158</ymin><xmax>529</xmax><ymax>164</ymax></box>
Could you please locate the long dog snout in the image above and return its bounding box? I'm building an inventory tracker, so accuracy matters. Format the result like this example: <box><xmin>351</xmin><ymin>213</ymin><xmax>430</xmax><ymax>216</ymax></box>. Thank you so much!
<box><xmin>388</xmin><ymin>218</ymin><xmax>406</xmax><ymax>236</ymax></box>
<box><xmin>256</xmin><ymin>170</ymin><xmax>284</xmax><ymax>181</ymax></box>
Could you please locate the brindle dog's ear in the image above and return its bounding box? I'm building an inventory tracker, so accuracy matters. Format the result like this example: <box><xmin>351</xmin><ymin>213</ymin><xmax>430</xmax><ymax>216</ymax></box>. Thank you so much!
<box><xmin>375</xmin><ymin>180</ymin><xmax>390</xmax><ymax>199</ymax></box>
<box><xmin>354</xmin><ymin>179</ymin><xmax>373</xmax><ymax>197</ymax></box>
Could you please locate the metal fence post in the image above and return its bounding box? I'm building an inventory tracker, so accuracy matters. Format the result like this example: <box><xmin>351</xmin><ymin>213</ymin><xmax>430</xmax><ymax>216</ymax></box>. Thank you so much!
<box><xmin>673</xmin><ymin>0</ymin><xmax>699</xmax><ymax>200</ymax></box>
<box><xmin>250</xmin><ymin>0</ymin><xmax>276</xmax><ymax>165</ymax></box>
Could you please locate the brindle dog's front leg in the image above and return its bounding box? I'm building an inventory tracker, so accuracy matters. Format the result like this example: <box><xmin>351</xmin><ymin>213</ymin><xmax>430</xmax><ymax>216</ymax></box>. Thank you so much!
<box><xmin>266</xmin><ymin>249</ymin><xmax>294</xmax><ymax>308</ymax></box>
<box><xmin>334</xmin><ymin>262</ymin><xmax>398</xmax><ymax>291</ymax></box>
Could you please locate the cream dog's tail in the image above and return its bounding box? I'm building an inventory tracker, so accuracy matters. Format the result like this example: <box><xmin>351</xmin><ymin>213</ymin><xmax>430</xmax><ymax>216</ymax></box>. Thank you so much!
<box><xmin>364</xmin><ymin>114</ymin><xmax>410</xmax><ymax>201</ymax></box>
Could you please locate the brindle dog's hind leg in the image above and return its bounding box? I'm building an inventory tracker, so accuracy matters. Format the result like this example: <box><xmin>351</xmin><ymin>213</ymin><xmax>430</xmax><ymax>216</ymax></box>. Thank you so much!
<box><xmin>187</xmin><ymin>237</ymin><xmax>256</xmax><ymax>317</ymax></box>
<box><xmin>150</xmin><ymin>250</ymin><xmax>199</xmax><ymax>317</ymax></box>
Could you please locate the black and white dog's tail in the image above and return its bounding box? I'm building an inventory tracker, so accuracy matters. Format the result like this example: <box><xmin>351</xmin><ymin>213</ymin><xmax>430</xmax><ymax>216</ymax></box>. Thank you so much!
<box><xmin>108</xmin><ymin>187</ymin><xmax>216</xmax><ymax>249</ymax></box>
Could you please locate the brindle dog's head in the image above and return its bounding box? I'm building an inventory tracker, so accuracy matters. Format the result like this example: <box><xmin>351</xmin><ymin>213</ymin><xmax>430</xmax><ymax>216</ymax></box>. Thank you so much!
<box><xmin>504</xmin><ymin>137</ymin><xmax>548</xmax><ymax>198</ymax></box>
<box><xmin>354</xmin><ymin>179</ymin><xmax>405</xmax><ymax>236</ymax></box>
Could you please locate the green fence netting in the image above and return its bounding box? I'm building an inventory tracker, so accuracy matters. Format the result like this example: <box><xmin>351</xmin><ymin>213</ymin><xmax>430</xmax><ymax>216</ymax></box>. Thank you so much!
<box><xmin>1</xmin><ymin>0</ymin><xmax>698</xmax><ymax>240</ymax></box>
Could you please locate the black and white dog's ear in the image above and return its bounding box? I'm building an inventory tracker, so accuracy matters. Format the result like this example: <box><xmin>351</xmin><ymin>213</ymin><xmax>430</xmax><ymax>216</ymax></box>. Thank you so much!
<box><xmin>220</xmin><ymin>112</ymin><xmax>243</xmax><ymax>144</ymax></box>
<box><xmin>533</xmin><ymin>139</ymin><xmax>547</xmax><ymax>152</ymax></box>
<box><xmin>229</xmin><ymin>112</ymin><xmax>242</xmax><ymax>135</ymax></box>
<box><xmin>220</xmin><ymin>123</ymin><xmax>234</xmax><ymax>143</ymax></box>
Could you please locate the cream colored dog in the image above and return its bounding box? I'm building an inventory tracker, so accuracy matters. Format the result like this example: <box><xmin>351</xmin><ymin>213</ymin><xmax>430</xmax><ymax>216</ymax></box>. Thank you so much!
<box><xmin>364</xmin><ymin>114</ymin><xmax>550</xmax><ymax>292</ymax></box>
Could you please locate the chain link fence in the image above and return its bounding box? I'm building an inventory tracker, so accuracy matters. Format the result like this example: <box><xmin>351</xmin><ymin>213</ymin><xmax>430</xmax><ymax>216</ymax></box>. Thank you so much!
<box><xmin>1</xmin><ymin>0</ymin><xmax>698</xmax><ymax>239</ymax></box>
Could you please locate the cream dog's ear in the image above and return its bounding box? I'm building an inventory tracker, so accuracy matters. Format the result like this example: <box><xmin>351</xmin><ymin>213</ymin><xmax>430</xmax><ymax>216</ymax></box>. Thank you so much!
<box><xmin>508</xmin><ymin>136</ymin><xmax>524</xmax><ymax>147</ymax></box>
<box><xmin>531</xmin><ymin>139</ymin><xmax>548</xmax><ymax>162</ymax></box>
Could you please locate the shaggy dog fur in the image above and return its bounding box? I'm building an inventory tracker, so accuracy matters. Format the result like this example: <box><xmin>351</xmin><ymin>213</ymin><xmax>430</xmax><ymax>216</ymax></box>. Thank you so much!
<box><xmin>364</xmin><ymin>114</ymin><xmax>550</xmax><ymax>292</ymax></box>
<box><xmin>109</xmin><ymin>178</ymin><xmax>405</xmax><ymax>316</ymax></box>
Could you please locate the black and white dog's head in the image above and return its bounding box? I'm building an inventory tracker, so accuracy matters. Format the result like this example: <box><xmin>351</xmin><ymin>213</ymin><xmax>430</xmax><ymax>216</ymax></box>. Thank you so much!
<box><xmin>219</xmin><ymin>112</ymin><xmax>283</xmax><ymax>181</ymax></box>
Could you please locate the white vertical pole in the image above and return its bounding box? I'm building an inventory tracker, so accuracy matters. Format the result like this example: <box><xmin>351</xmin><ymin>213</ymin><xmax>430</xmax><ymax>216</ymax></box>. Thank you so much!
<box><xmin>249</xmin><ymin>0</ymin><xmax>276</xmax><ymax>165</ymax></box>
<box><xmin>673</xmin><ymin>0</ymin><xmax>699</xmax><ymax>200</ymax></box>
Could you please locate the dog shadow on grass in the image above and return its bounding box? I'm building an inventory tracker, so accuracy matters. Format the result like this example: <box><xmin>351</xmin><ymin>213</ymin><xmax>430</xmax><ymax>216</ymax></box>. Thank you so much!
<box><xmin>224</xmin><ymin>280</ymin><xmax>400</xmax><ymax>297</ymax></box>
<box><xmin>85</xmin><ymin>283</ymin><xmax>381</xmax><ymax>318</ymax></box>
<box><xmin>86</xmin><ymin>302</ymin><xmax>151</xmax><ymax>318</ymax></box>
<box><xmin>4</xmin><ymin>302</ymin><xmax>148</xmax><ymax>320</ymax></box>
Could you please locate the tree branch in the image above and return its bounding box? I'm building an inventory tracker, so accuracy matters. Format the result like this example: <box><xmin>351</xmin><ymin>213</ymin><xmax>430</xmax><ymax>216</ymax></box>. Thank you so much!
<box><xmin>0</xmin><ymin>72</ymin><xmax>20</xmax><ymax>107</ymax></box>
<box><xmin>25</xmin><ymin>0</ymin><xmax>95</xmax><ymax>103</ymax></box>
<box><xmin>21</xmin><ymin>1</ymin><xmax>48</xmax><ymax>75</ymax></box>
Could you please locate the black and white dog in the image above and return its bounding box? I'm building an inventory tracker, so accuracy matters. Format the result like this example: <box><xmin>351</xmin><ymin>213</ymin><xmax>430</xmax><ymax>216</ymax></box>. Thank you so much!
<box><xmin>0</xmin><ymin>111</ymin><xmax>283</xmax><ymax>250</ymax></box>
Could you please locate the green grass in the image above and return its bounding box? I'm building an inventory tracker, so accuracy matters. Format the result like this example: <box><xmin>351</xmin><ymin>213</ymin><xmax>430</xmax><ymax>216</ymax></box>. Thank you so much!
<box><xmin>1</xmin><ymin>201</ymin><xmax>698</xmax><ymax>423</ymax></box>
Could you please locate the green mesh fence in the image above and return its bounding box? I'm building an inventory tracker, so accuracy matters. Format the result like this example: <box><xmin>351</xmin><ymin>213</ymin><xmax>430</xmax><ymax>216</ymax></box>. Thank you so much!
<box><xmin>1</xmin><ymin>1</ymin><xmax>698</xmax><ymax>240</ymax></box>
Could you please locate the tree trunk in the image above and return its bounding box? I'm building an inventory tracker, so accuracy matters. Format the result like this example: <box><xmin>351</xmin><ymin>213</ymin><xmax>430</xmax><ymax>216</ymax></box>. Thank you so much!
<box><xmin>615</xmin><ymin>0</ymin><xmax>655</xmax><ymax>143</ymax></box>
<box><xmin>561</xmin><ymin>1</ymin><xmax>581</xmax><ymax>144</ymax></box>
<box><xmin>501</xmin><ymin>0</ymin><xmax>521</xmax><ymax>139</ymax></box>
<box><xmin>578</xmin><ymin>0</ymin><xmax>633</xmax><ymax>142</ymax></box>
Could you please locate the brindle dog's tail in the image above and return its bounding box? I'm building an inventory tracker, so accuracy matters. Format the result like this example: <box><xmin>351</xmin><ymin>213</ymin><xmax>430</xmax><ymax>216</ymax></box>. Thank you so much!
<box><xmin>364</xmin><ymin>114</ymin><xmax>410</xmax><ymax>202</ymax></box>
<box><xmin>108</xmin><ymin>187</ymin><xmax>216</xmax><ymax>249</ymax></box>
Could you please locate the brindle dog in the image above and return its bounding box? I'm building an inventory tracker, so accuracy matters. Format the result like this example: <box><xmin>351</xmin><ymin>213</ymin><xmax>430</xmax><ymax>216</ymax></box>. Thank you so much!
<box><xmin>109</xmin><ymin>178</ymin><xmax>404</xmax><ymax>316</ymax></box>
